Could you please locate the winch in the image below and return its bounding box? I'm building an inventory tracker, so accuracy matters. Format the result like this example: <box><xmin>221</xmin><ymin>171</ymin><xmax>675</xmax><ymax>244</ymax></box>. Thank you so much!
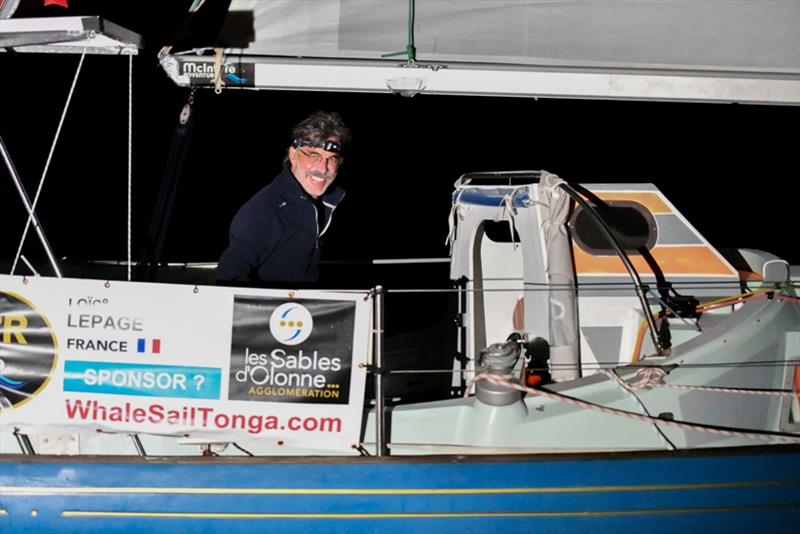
<box><xmin>475</xmin><ymin>333</ymin><xmax>523</xmax><ymax>406</ymax></box>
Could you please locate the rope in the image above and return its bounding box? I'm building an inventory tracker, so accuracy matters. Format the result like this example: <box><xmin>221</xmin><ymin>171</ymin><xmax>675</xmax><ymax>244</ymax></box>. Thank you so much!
<box><xmin>380</xmin><ymin>360</ymin><xmax>800</xmax><ymax>375</ymax></box>
<box><xmin>127</xmin><ymin>53</ymin><xmax>133</xmax><ymax>281</ymax></box>
<box><xmin>600</xmin><ymin>369</ymin><xmax>676</xmax><ymax>450</ymax></box>
<box><xmin>383</xmin><ymin>286</ymin><xmax>799</xmax><ymax>295</ymax></box>
<box><xmin>213</xmin><ymin>48</ymin><xmax>224</xmax><ymax>94</ymax></box>
<box><xmin>383</xmin><ymin>279</ymin><xmax>784</xmax><ymax>294</ymax></box>
<box><xmin>627</xmin><ymin>367</ymin><xmax>668</xmax><ymax>388</ymax></box>
<box><xmin>627</xmin><ymin>368</ymin><xmax>797</xmax><ymax>397</ymax></box>
<box><xmin>697</xmin><ymin>287</ymin><xmax>772</xmax><ymax>309</ymax></box>
<box><xmin>406</xmin><ymin>0</ymin><xmax>416</xmax><ymax>62</ymax></box>
<box><xmin>463</xmin><ymin>373</ymin><xmax>513</xmax><ymax>398</ymax></box>
<box><xmin>11</xmin><ymin>48</ymin><xmax>86</xmax><ymax>275</ymax></box>
<box><xmin>694</xmin><ymin>293</ymin><xmax>799</xmax><ymax>313</ymax></box>
<box><xmin>380</xmin><ymin>0</ymin><xmax>417</xmax><ymax>63</ymax></box>
<box><xmin>470</xmin><ymin>373</ymin><xmax>800</xmax><ymax>444</ymax></box>
<box><xmin>629</xmin><ymin>286</ymin><xmax>787</xmax><ymax>361</ymax></box>
<box><xmin>698</xmin><ymin>288</ymin><xmax>772</xmax><ymax>314</ymax></box>
<box><xmin>501</xmin><ymin>192</ymin><xmax>519</xmax><ymax>249</ymax></box>
<box><xmin>445</xmin><ymin>189</ymin><xmax>466</xmax><ymax>249</ymax></box>
<box><xmin>656</xmin><ymin>383</ymin><xmax>796</xmax><ymax>396</ymax></box>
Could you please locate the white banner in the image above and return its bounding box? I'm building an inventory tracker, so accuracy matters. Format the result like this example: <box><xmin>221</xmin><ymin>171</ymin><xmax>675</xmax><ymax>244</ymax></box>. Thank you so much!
<box><xmin>0</xmin><ymin>275</ymin><xmax>371</xmax><ymax>452</ymax></box>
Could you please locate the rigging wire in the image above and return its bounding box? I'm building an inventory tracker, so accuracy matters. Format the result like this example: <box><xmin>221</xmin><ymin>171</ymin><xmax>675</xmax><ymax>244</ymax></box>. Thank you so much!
<box><xmin>384</xmin><ymin>283</ymin><xmax>798</xmax><ymax>294</ymax></box>
<box><xmin>472</xmin><ymin>373</ymin><xmax>800</xmax><ymax>444</ymax></box>
<box><xmin>386</xmin><ymin>359</ymin><xmax>800</xmax><ymax>374</ymax></box>
<box><xmin>11</xmin><ymin>47</ymin><xmax>86</xmax><ymax>276</ymax></box>
<box><xmin>600</xmin><ymin>369</ymin><xmax>677</xmax><ymax>450</ymax></box>
<box><xmin>127</xmin><ymin>53</ymin><xmax>133</xmax><ymax>281</ymax></box>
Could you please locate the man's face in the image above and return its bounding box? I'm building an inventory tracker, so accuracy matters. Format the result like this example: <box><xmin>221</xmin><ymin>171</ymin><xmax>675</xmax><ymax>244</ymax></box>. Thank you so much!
<box><xmin>288</xmin><ymin>137</ymin><xmax>342</xmax><ymax>199</ymax></box>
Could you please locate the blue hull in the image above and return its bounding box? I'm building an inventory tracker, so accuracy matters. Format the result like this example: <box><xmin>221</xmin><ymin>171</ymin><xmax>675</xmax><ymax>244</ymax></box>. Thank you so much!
<box><xmin>2</xmin><ymin>446</ymin><xmax>799</xmax><ymax>533</ymax></box>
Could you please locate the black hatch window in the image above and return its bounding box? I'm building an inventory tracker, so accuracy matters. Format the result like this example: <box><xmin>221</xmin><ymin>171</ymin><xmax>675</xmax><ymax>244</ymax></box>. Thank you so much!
<box><xmin>570</xmin><ymin>201</ymin><xmax>656</xmax><ymax>255</ymax></box>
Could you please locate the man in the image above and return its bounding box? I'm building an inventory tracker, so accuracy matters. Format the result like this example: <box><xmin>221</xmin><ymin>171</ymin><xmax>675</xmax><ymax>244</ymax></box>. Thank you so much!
<box><xmin>216</xmin><ymin>111</ymin><xmax>350</xmax><ymax>286</ymax></box>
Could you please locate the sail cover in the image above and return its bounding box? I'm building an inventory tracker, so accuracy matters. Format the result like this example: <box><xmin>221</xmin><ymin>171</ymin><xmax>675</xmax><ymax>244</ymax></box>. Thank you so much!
<box><xmin>162</xmin><ymin>0</ymin><xmax>800</xmax><ymax>104</ymax></box>
<box><xmin>537</xmin><ymin>172</ymin><xmax>579</xmax><ymax>381</ymax></box>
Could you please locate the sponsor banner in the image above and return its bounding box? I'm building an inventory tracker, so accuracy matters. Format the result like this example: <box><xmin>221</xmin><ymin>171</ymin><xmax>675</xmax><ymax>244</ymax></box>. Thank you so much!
<box><xmin>229</xmin><ymin>297</ymin><xmax>355</xmax><ymax>404</ymax></box>
<box><xmin>0</xmin><ymin>275</ymin><xmax>370</xmax><ymax>451</ymax></box>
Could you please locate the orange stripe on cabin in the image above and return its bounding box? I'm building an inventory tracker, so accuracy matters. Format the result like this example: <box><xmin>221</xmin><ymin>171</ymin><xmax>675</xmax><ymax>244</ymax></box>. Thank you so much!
<box><xmin>590</xmin><ymin>192</ymin><xmax>672</xmax><ymax>214</ymax></box>
<box><xmin>573</xmin><ymin>245</ymin><xmax>737</xmax><ymax>276</ymax></box>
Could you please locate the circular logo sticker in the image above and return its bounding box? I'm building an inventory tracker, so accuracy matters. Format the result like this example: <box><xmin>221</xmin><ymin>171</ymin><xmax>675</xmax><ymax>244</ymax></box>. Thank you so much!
<box><xmin>269</xmin><ymin>303</ymin><xmax>313</xmax><ymax>346</ymax></box>
<box><xmin>0</xmin><ymin>292</ymin><xmax>58</xmax><ymax>410</ymax></box>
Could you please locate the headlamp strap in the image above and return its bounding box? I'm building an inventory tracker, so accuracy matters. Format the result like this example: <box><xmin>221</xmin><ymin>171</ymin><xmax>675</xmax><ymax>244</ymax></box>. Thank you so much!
<box><xmin>292</xmin><ymin>138</ymin><xmax>342</xmax><ymax>154</ymax></box>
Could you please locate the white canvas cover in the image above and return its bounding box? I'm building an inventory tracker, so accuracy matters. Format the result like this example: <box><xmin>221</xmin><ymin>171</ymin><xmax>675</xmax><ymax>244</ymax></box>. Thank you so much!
<box><xmin>236</xmin><ymin>0</ymin><xmax>799</xmax><ymax>73</ymax></box>
<box><xmin>197</xmin><ymin>0</ymin><xmax>800</xmax><ymax>103</ymax></box>
<box><xmin>448</xmin><ymin>176</ymin><xmax>579</xmax><ymax>380</ymax></box>
<box><xmin>536</xmin><ymin>172</ymin><xmax>579</xmax><ymax>381</ymax></box>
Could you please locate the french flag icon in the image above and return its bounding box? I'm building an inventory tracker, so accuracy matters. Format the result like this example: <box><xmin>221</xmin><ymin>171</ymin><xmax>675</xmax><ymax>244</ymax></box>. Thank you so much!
<box><xmin>137</xmin><ymin>338</ymin><xmax>161</xmax><ymax>354</ymax></box>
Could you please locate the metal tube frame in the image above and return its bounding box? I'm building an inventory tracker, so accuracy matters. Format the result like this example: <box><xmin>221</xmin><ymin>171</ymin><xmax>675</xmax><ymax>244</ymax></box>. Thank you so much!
<box><xmin>130</xmin><ymin>434</ymin><xmax>147</xmax><ymax>456</ymax></box>
<box><xmin>13</xmin><ymin>428</ymin><xmax>35</xmax><ymax>455</ymax></box>
<box><xmin>1</xmin><ymin>135</ymin><xmax>63</xmax><ymax>277</ymax></box>
<box><xmin>373</xmin><ymin>285</ymin><xmax>388</xmax><ymax>456</ymax></box>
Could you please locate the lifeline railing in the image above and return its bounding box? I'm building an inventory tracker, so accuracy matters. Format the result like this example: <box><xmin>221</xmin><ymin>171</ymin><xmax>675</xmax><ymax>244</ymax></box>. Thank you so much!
<box><xmin>6</xmin><ymin>277</ymin><xmax>795</xmax><ymax>456</ymax></box>
<box><xmin>373</xmin><ymin>285</ymin><xmax>388</xmax><ymax>456</ymax></box>
<box><xmin>366</xmin><ymin>276</ymin><xmax>800</xmax><ymax>457</ymax></box>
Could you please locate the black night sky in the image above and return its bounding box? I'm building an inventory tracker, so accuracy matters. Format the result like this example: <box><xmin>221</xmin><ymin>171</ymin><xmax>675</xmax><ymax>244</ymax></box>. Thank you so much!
<box><xmin>2</xmin><ymin>2</ymin><xmax>799</xmax><ymax>286</ymax></box>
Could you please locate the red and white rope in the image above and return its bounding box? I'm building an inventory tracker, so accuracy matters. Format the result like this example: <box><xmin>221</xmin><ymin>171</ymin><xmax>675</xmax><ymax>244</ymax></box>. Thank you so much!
<box><xmin>464</xmin><ymin>373</ymin><xmax>514</xmax><ymax>398</ymax></box>
<box><xmin>599</xmin><ymin>369</ymin><xmax>675</xmax><ymax>450</ymax></box>
<box><xmin>652</xmin><ymin>383</ymin><xmax>794</xmax><ymax>396</ymax></box>
<box><xmin>471</xmin><ymin>373</ymin><xmax>800</xmax><ymax>445</ymax></box>
<box><xmin>628</xmin><ymin>367</ymin><xmax>796</xmax><ymax>397</ymax></box>
<box><xmin>627</xmin><ymin>367</ymin><xmax>668</xmax><ymax>388</ymax></box>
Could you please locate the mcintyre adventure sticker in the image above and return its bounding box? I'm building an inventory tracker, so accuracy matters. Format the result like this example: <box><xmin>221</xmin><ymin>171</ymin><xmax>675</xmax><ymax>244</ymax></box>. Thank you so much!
<box><xmin>179</xmin><ymin>60</ymin><xmax>255</xmax><ymax>87</ymax></box>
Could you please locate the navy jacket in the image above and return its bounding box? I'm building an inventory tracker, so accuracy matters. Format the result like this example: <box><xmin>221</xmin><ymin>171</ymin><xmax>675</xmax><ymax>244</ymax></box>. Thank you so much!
<box><xmin>216</xmin><ymin>167</ymin><xmax>345</xmax><ymax>285</ymax></box>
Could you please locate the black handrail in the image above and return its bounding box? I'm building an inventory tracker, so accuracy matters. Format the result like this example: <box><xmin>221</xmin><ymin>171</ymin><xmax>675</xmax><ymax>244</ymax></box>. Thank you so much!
<box><xmin>557</xmin><ymin>182</ymin><xmax>663</xmax><ymax>354</ymax></box>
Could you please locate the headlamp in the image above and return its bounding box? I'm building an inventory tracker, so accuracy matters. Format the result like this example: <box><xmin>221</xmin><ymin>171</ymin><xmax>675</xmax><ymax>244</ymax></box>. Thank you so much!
<box><xmin>292</xmin><ymin>138</ymin><xmax>342</xmax><ymax>154</ymax></box>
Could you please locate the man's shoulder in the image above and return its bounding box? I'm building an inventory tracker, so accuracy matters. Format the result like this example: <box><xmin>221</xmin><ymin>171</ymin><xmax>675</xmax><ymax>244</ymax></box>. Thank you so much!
<box><xmin>232</xmin><ymin>183</ymin><xmax>281</xmax><ymax>226</ymax></box>
<box><xmin>243</xmin><ymin>170</ymin><xmax>292</xmax><ymax>204</ymax></box>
